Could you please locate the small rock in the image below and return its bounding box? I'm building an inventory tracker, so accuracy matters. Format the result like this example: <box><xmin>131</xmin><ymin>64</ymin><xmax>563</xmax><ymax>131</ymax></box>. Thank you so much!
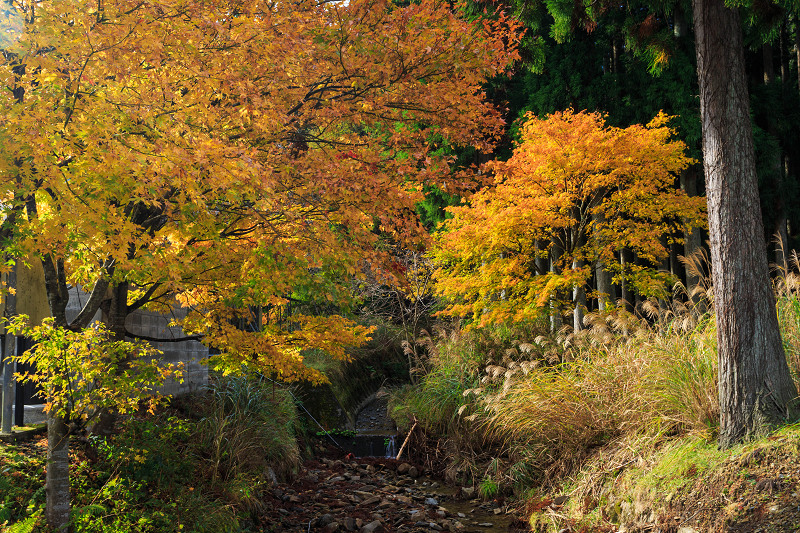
<box><xmin>425</xmin><ymin>497</ymin><xmax>439</xmax><ymax>506</ymax></box>
<box><xmin>461</xmin><ymin>487</ymin><xmax>476</xmax><ymax>500</ymax></box>
<box><xmin>342</xmin><ymin>517</ymin><xmax>357</xmax><ymax>531</ymax></box>
<box><xmin>361</xmin><ymin>496</ymin><xmax>381</xmax><ymax>506</ymax></box>
<box><xmin>457</xmin><ymin>512</ymin><xmax>466</xmax><ymax>518</ymax></box>
<box><xmin>317</xmin><ymin>514</ymin><xmax>335</xmax><ymax>527</ymax></box>
<box><xmin>493</xmin><ymin>508</ymin><xmax>502</xmax><ymax>515</ymax></box>
<box><xmin>324</xmin><ymin>523</ymin><xmax>340</xmax><ymax>533</ymax></box>
<box><xmin>376</xmin><ymin>500</ymin><xmax>394</xmax><ymax>510</ymax></box>
<box><xmin>397</xmin><ymin>463</ymin><xmax>412</xmax><ymax>474</ymax></box>
<box><xmin>360</xmin><ymin>520</ymin><xmax>384</xmax><ymax>533</ymax></box>
<box><xmin>408</xmin><ymin>466</ymin><xmax>420</xmax><ymax>478</ymax></box>
<box><xmin>477</xmin><ymin>523</ymin><xmax>494</xmax><ymax>528</ymax></box>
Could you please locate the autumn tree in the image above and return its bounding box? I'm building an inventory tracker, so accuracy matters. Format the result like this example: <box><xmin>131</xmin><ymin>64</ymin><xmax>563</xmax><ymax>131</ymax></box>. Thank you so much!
<box><xmin>0</xmin><ymin>0</ymin><xmax>520</xmax><ymax>527</ymax></box>
<box><xmin>497</xmin><ymin>0</ymin><xmax>800</xmax><ymax>446</ymax></box>
<box><xmin>431</xmin><ymin>109</ymin><xmax>705</xmax><ymax>328</ymax></box>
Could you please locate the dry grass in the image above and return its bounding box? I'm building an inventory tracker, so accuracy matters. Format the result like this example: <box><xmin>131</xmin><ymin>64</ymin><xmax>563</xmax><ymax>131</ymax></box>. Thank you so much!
<box><xmin>395</xmin><ymin>247</ymin><xmax>800</xmax><ymax>508</ymax></box>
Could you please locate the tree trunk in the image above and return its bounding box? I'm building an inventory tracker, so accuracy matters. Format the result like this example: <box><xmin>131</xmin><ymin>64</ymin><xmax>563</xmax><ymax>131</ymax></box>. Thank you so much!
<box><xmin>572</xmin><ymin>258</ymin><xmax>586</xmax><ymax>332</ymax></box>
<box><xmin>549</xmin><ymin>241</ymin><xmax>563</xmax><ymax>333</ymax></box>
<box><xmin>620</xmin><ymin>249</ymin><xmax>634</xmax><ymax>312</ymax></box>
<box><xmin>762</xmin><ymin>43</ymin><xmax>789</xmax><ymax>268</ymax></box>
<box><xmin>680</xmin><ymin>167</ymin><xmax>705</xmax><ymax>305</ymax></box>
<box><xmin>46</xmin><ymin>412</ymin><xmax>70</xmax><ymax>530</ymax></box>
<box><xmin>92</xmin><ymin>282</ymin><xmax>129</xmax><ymax>435</ymax></box>
<box><xmin>795</xmin><ymin>15</ymin><xmax>800</xmax><ymax>94</ymax></box>
<box><xmin>693</xmin><ymin>0</ymin><xmax>799</xmax><ymax>448</ymax></box>
<box><xmin>593</xmin><ymin>213</ymin><xmax>615</xmax><ymax>310</ymax></box>
<box><xmin>595</xmin><ymin>261</ymin><xmax>614</xmax><ymax>310</ymax></box>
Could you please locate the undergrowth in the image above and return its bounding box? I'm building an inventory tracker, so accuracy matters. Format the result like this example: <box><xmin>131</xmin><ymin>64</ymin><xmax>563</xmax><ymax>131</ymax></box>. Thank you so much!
<box><xmin>1</xmin><ymin>373</ymin><xmax>300</xmax><ymax>532</ymax></box>
<box><xmin>391</xmin><ymin>253</ymin><xmax>800</xmax><ymax>531</ymax></box>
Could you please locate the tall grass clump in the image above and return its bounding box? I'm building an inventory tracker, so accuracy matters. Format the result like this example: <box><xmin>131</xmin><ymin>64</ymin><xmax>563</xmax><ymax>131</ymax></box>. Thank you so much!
<box><xmin>390</xmin><ymin>321</ymin><xmax>547</xmax><ymax>435</ymax></box>
<box><xmin>200</xmin><ymin>374</ymin><xmax>300</xmax><ymax>484</ymax></box>
<box><xmin>390</xmin><ymin>327</ymin><xmax>483</xmax><ymax>435</ymax></box>
<box><xmin>775</xmin><ymin>250</ymin><xmax>800</xmax><ymax>384</ymax></box>
<box><xmin>476</xmin><ymin>300</ymin><xmax>720</xmax><ymax>490</ymax></box>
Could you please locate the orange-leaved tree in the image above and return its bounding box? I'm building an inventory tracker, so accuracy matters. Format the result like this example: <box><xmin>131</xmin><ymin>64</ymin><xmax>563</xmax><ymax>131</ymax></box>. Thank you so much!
<box><xmin>0</xmin><ymin>0</ymin><xmax>520</xmax><ymax>527</ymax></box>
<box><xmin>431</xmin><ymin>109</ymin><xmax>706</xmax><ymax>328</ymax></box>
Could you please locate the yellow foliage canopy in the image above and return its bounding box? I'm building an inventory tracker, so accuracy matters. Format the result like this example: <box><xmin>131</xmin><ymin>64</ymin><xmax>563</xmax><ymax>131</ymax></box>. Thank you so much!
<box><xmin>0</xmin><ymin>0</ymin><xmax>521</xmax><ymax>382</ymax></box>
<box><xmin>431</xmin><ymin>109</ymin><xmax>706</xmax><ymax>326</ymax></box>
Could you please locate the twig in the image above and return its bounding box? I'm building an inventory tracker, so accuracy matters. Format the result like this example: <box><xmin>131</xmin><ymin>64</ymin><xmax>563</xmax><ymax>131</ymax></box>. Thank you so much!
<box><xmin>395</xmin><ymin>419</ymin><xmax>417</xmax><ymax>461</ymax></box>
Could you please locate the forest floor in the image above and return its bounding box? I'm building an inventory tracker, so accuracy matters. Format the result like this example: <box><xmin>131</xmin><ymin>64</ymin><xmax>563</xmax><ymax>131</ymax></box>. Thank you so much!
<box><xmin>647</xmin><ymin>434</ymin><xmax>800</xmax><ymax>533</ymax></box>
<box><xmin>524</xmin><ymin>426</ymin><xmax>800</xmax><ymax>533</ymax></box>
<box><xmin>250</xmin><ymin>430</ymin><xmax>800</xmax><ymax>533</ymax></box>
<box><xmin>4</xmin><ymin>411</ymin><xmax>800</xmax><ymax>532</ymax></box>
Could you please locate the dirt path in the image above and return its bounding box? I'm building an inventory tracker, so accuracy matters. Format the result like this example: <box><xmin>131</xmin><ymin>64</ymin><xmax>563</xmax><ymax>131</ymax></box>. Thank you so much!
<box><xmin>264</xmin><ymin>454</ymin><xmax>529</xmax><ymax>533</ymax></box>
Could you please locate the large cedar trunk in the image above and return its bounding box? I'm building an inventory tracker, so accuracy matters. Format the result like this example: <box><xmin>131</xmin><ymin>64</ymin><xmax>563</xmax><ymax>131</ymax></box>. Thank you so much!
<box><xmin>693</xmin><ymin>0</ymin><xmax>798</xmax><ymax>448</ymax></box>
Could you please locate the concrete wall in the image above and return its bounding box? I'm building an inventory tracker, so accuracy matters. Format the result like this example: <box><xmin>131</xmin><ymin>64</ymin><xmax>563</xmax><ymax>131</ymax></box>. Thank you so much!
<box><xmin>6</xmin><ymin>260</ymin><xmax>208</xmax><ymax>396</ymax></box>
<box><xmin>123</xmin><ymin>305</ymin><xmax>208</xmax><ymax>395</ymax></box>
<box><xmin>1</xmin><ymin>261</ymin><xmax>52</xmax><ymax>332</ymax></box>
<box><xmin>64</xmin><ymin>289</ymin><xmax>208</xmax><ymax>396</ymax></box>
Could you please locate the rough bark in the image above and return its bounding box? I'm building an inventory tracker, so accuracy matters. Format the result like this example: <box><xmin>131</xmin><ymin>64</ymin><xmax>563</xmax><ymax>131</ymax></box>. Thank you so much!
<box><xmin>693</xmin><ymin>0</ymin><xmax>799</xmax><ymax>448</ymax></box>
<box><xmin>46</xmin><ymin>412</ymin><xmax>70</xmax><ymax>530</ymax></box>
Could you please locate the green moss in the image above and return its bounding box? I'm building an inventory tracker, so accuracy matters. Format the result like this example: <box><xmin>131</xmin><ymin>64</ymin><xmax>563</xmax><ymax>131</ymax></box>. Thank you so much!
<box><xmin>633</xmin><ymin>437</ymin><xmax>726</xmax><ymax>497</ymax></box>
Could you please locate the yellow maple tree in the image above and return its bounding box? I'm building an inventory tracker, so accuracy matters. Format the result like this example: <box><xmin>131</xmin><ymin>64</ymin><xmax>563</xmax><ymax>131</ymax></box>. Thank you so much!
<box><xmin>0</xmin><ymin>0</ymin><xmax>521</xmax><ymax>382</ymax></box>
<box><xmin>431</xmin><ymin>109</ymin><xmax>706</xmax><ymax>326</ymax></box>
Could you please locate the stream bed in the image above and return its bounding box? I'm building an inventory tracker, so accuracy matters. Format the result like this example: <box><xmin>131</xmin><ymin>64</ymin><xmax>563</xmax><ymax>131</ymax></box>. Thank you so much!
<box><xmin>266</xmin><ymin>455</ymin><xmax>527</xmax><ymax>532</ymax></box>
<box><xmin>274</xmin><ymin>392</ymin><xmax>527</xmax><ymax>531</ymax></box>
